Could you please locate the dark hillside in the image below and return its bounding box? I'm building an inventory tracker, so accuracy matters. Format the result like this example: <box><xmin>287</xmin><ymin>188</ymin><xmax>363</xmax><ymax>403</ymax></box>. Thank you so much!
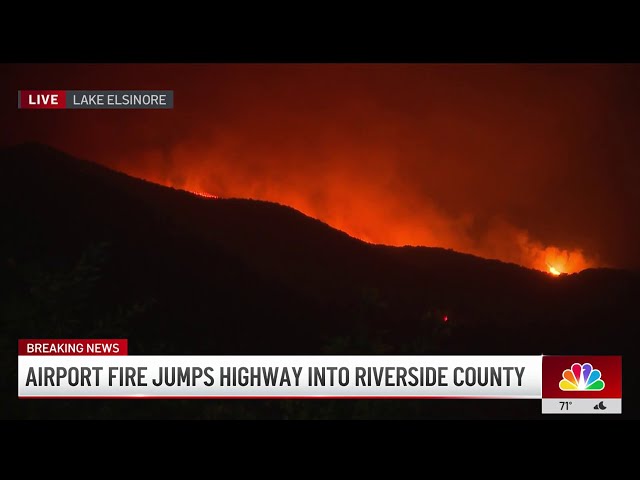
<box><xmin>2</xmin><ymin>143</ymin><xmax>638</xmax><ymax>418</ymax></box>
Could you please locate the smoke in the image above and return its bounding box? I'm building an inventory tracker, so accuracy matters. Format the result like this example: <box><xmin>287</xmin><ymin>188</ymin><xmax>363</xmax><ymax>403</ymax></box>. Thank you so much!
<box><xmin>3</xmin><ymin>63</ymin><xmax>637</xmax><ymax>271</ymax></box>
<box><xmin>473</xmin><ymin>219</ymin><xmax>595</xmax><ymax>273</ymax></box>
<box><xmin>113</xmin><ymin>139</ymin><xmax>598</xmax><ymax>274</ymax></box>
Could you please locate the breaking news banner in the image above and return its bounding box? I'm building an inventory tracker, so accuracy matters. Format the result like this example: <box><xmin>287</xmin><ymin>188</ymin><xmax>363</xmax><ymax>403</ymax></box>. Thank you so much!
<box><xmin>17</xmin><ymin>90</ymin><xmax>174</xmax><ymax>109</ymax></box>
<box><xmin>17</xmin><ymin>340</ymin><xmax>622</xmax><ymax>413</ymax></box>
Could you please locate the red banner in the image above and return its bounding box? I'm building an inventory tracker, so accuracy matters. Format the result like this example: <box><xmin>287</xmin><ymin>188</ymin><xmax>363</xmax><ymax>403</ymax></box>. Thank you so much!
<box><xmin>18</xmin><ymin>339</ymin><xmax>128</xmax><ymax>355</ymax></box>
<box><xmin>18</xmin><ymin>90</ymin><xmax>66</xmax><ymax>109</ymax></box>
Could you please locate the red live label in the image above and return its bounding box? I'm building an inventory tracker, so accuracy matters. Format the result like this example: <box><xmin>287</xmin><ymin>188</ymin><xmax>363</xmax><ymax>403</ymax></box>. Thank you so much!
<box><xmin>18</xmin><ymin>90</ymin><xmax>66</xmax><ymax>109</ymax></box>
<box><xmin>18</xmin><ymin>339</ymin><xmax>128</xmax><ymax>355</ymax></box>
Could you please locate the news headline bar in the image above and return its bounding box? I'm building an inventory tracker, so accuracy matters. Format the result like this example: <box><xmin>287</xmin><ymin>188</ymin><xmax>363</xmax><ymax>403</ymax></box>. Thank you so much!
<box><xmin>18</xmin><ymin>90</ymin><xmax>174</xmax><ymax>109</ymax></box>
<box><xmin>16</xmin><ymin>340</ymin><xmax>621</xmax><ymax>410</ymax></box>
<box><xmin>18</xmin><ymin>354</ymin><xmax>542</xmax><ymax>398</ymax></box>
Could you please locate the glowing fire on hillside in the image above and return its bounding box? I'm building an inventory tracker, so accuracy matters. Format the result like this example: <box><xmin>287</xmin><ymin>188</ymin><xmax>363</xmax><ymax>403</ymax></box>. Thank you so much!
<box><xmin>185</xmin><ymin>189</ymin><xmax>219</xmax><ymax>199</ymax></box>
<box><xmin>548</xmin><ymin>265</ymin><xmax>562</xmax><ymax>276</ymax></box>
<box><xmin>127</xmin><ymin>171</ymin><xmax>596</xmax><ymax>276</ymax></box>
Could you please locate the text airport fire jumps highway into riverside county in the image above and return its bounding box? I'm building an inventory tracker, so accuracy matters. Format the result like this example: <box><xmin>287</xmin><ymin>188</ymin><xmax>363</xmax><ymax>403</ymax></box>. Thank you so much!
<box><xmin>25</xmin><ymin>365</ymin><xmax>526</xmax><ymax>388</ymax></box>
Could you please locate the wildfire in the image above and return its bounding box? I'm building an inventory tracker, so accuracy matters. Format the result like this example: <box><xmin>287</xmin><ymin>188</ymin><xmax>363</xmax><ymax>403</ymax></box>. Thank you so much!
<box><xmin>186</xmin><ymin>189</ymin><xmax>219</xmax><ymax>199</ymax></box>
<box><xmin>548</xmin><ymin>265</ymin><xmax>562</xmax><ymax>276</ymax></box>
<box><xmin>123</xmin><ymin>168</ymin><xmax>596</xmax><ymax>275</ymax></box>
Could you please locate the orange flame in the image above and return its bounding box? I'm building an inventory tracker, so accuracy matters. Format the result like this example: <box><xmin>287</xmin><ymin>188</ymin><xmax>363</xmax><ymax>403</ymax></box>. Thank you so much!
<box><xmin>119</xmin><ymin>154</ymin><xmax>597</xmax><ymax>275</ymax></box>
<box><xmin>548</xmin><ymin>265</ymin><xmax>561</xmax><ymax>276</ymax></box>
<box><xmin>185</xmin><ymin>189</ymin><xmax>219</xmax><ymax>199</ymax></box>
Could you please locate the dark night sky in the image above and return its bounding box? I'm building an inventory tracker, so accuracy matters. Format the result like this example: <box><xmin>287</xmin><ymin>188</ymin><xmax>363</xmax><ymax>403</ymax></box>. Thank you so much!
<box><xmin>2</xmin><ymin>64</ymin><xmax>639</xmax><ymax>272</ymax></box>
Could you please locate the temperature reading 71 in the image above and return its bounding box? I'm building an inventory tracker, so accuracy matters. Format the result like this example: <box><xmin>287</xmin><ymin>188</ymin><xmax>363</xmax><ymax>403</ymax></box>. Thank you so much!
<box><xmin>560</xmin><ymin>401</ymin><xmax>573</xmax><ymax>411</ymax></box>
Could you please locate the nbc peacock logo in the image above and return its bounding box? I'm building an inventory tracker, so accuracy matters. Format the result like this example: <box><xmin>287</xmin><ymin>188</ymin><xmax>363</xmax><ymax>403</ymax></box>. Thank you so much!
<box><xmin>559</xmin><ymin>362</ymin><xmax>605</xmax><ymax>391</ymax></box>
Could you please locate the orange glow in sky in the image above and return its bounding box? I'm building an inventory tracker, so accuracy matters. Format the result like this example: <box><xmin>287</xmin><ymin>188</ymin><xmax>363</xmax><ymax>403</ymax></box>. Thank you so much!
<box><xmin>163</xmin><ymin>172</ymin><xmax>596</xmax><ymax>275</ymax></box>
<box><xmin>5</xmin><ymin>64</ymin><xmax>630</xmax><ymax>274</ymax></box>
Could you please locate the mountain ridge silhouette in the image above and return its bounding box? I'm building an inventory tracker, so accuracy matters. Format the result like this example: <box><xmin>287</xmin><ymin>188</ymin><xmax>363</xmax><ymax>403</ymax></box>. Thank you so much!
<box><xmin>1</xmin><ymin>141</ymin><xmax>638</xmax><ymax>353</ymax></box>
<box><xmin>2</xmin><ymin>142</ymin><xmax>639</xmax><ymax>418</ymax></box>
